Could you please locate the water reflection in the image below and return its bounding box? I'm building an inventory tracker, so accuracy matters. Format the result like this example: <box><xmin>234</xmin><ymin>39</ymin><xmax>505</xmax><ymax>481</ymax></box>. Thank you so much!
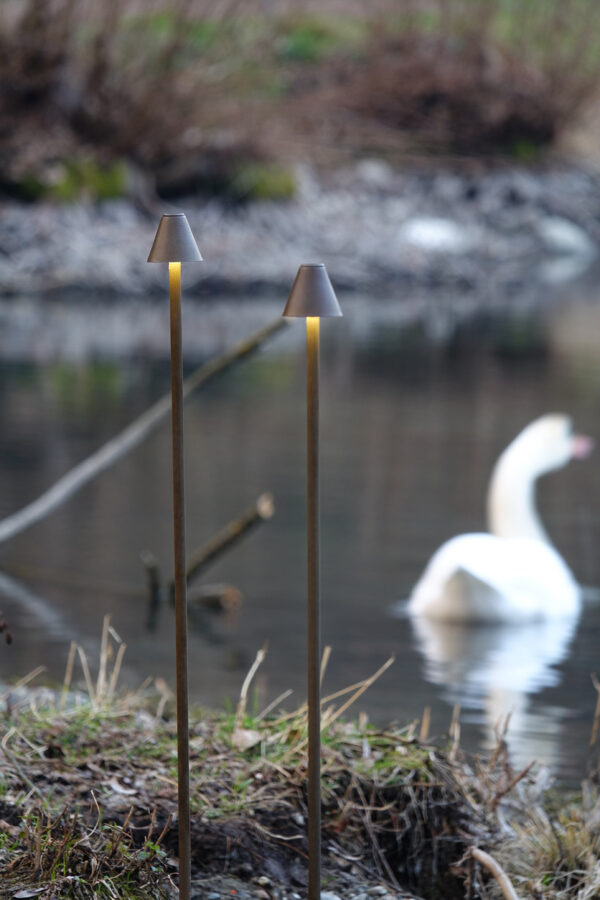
<box><xmin>0</xmin><ymin>571</ymin><xmax>71</xmax><ymax>639</ymax></box>
<box><xmin>409</xmin><ymin>613</ymin><xmax>580</xmax><ymax>769</ymax></box>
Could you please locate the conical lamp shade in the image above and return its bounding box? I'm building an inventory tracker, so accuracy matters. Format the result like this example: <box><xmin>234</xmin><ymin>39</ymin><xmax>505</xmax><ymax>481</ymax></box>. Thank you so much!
<box><xmin>148</xmin><ymin>214</ymin><xmax>203</xmax><ymax>262</ymax></box>
<box><xmin>282</xmin><ymin>264</ymin><xmax>342</xmax><ymax>318</ymax></box>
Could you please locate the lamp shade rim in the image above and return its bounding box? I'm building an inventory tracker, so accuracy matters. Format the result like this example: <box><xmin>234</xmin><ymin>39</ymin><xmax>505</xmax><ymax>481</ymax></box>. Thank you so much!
<box><xmin>282</xmin><ymin>263</ymin><xmax>342</xmax><ymax>318</ymax></box>
<box><xmin>283</xmin><ymin>309</ymin><xmax>343</xmax><ymax>318</ymax></box>
<box><xmin>147</xmin><ymin>213</ymin><xmax>203</xmax><ymax>263</ymax></box>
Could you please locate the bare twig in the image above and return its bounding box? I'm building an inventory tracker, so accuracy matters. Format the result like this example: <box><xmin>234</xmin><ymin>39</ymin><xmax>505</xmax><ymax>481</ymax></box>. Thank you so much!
<box><xmin>490</xmin><ymin>762</ymin><xmax>535</xmax><ymax>811</ymax></box>
<box><xmin>107</xmin><ymin>806</ymin><xmax>133</xmax><ymax>859</ymax></box>
<box><xmin>470</xmin><ymin>847</ymin><xmax>521</xmax><ymax>900</ymax></box>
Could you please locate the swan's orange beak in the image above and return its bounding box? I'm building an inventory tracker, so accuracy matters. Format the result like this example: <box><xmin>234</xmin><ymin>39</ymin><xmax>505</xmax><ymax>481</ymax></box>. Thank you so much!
<box><xmin>572</xmin><ymin>433</ymin><xmax>594</xmax><ymax>459</ymax></box>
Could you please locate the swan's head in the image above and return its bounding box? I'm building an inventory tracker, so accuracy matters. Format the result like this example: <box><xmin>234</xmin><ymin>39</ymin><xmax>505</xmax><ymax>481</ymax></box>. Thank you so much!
<box><xmin>507</xmin><ymin>414</ymin><xmax>593</xmax><ymax>478</ymax></box>
<box><xmin>488</xmin><ymin>413</ymin><xmax>593</xmax><ymax>541</ymax></box>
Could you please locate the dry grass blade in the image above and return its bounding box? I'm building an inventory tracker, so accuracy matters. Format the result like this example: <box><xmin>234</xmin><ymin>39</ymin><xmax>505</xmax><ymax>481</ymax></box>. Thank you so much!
<box><xmin>589</xmin><ymin>673</ymin><xmax>600</xmax><ymax>751</ymax></box>
<box><xmin>321</xmin><ymin>655</ymin><xmax>395</xmax><ymax>729</ymax></box>
<box><xmin>273</xmin><ymin>677</ymin><xmax>371</xmax><ymax>725</ymax></box>
<box><xmin>235</xmin><ymin>642</ymin><xmax>267</xmax><ymax>728</ymax></box>
<box><xmin>96</xmin><ymin>613</ymin><xmax>111</xmax><ymax>699</ymax></box>
<box><xmin>76</xmin><ymin>646</ymin><xmax>96</xmax><ymax>707</ymax></box>
<box><xmin>0</xmin><ymin>666</ymin><xmax>47</xmax><ymax>708</ymax></box>
<box><xmin>1</xmin><ymin>740</ymin><xmax>47</xmax><ymax>806</ymax></box>
<box><xmin>278</xmin><ymin>655</ymin><xmax>395</xmax><ymax>762</ymax></box>
<box><xmin>320</xmin><ymin>644</ymin><xmax>332</xmax><ymax>686</ymax></box>
<box><xmin>60</xmin><ymin>640</ymin><xmax>77</xmax><ymax>710</ymax></box>
<box><xmin>256</xmin><ymin>688</ymin><xmax>294</xmax><ymax>722</ymax></box>
<box><xmin>107</xmin><ymin>641</ymin><xmax>127</xmax><ymax>701</ymax></box>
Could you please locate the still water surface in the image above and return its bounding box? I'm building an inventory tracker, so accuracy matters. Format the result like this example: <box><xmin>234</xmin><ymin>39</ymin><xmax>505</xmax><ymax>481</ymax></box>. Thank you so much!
<box><xmin>1</xmin><ymin>288</ymin><xmax>600</xmax><ymax>785</ymax></box>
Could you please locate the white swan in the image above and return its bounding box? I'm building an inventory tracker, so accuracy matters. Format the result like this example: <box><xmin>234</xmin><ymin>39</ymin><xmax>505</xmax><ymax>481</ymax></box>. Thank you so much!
<box><xmin>408</xmin><ymin>414</ymin><xmax>593</xmax><ymax>623</ymax></box>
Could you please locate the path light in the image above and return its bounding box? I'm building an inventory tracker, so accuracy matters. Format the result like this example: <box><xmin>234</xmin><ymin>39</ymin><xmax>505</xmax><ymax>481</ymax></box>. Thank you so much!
<box><xmin>283</xmin><ymin>264</ymin><xmax>342</xmax><ymax>900</ymax></box>
<box><xmin>148</xmin><ymin>214</ymin><xmax>202</xmax><ymax>900</ymax></box>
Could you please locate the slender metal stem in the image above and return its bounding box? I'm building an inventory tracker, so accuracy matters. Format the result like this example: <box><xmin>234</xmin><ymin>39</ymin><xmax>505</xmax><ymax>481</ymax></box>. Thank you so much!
<box><xmin>306</xmin><ymin>316</ymin><xmax>321</xmax><ymax>900</ymax></box>
<box><xmin>169</xmin><ymin>261</ymin><xmax>191</xmax><ymax>900</ymax></box>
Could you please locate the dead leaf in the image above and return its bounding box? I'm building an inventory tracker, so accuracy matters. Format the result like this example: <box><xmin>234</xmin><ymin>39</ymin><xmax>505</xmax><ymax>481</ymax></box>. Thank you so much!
<box><xmin>232</xmin><ymin>727</ymin><xmax>262</xmax><ymax>751</ymax></box>
<box><xmin>106</xmin><ymin>777</ymin><xmax>137</xmax><ymax>796</ymax></box>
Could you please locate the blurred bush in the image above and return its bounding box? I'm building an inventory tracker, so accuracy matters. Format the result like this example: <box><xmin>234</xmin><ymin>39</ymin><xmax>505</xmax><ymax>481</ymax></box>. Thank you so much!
<box><xmin>18</xmin><ymin>158</ymin><xmax>130</xmax><ymax>203</ymax></box>
<box><xmin>335</xmin><ymin>0</ymin><xmax>600</xmax><ymax>156</ymax></box>
<box><xmin>0</xmin><ymin>0</ymin><xmax>263</xmax><ymax>202</ymax></box>
<box><xmin>229</xmin><ymin>162</ymin><xmax>297</xmax><ymax>202</ymax></box>
<box><xmin>1</xmin><ymin>0</ymin><xmax>600</xmax><ymax>204</ymax></box>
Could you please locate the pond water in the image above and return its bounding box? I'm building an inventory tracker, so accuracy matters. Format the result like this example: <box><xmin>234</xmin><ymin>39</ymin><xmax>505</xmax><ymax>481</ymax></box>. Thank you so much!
<box><xmin>1</xmin><ymin>281</ymin><xmax>600</xmax><ymax>786</ymax></box>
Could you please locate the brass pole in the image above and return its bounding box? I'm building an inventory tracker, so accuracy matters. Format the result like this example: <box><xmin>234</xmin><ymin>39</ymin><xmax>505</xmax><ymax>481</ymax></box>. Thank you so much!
<box><xmin>306</xmin><ymin>316</ymin><xmax>321</xmax><ymax>900</ymax></box>
<box><xmin>169</xmin><ymin>261</ymin><xmax>191</xmax><ymax>900</ymax></box>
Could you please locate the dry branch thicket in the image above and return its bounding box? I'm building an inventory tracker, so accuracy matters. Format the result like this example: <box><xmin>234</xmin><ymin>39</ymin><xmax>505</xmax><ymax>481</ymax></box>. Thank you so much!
<box><xmin>2</xmin><ymin>0</ymin><xmax>600</xmax><ymax>201</ymax></box>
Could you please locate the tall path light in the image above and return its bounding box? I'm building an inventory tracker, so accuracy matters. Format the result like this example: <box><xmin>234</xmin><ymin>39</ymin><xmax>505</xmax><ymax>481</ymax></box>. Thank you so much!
<box><xmin>148</xmin><ymin>213</ymin><xmax>202</xmax><ymax>900</ymax></box>
<box><xmin>282</xmin><ymin>264</ymin><xmax>342</xmax><ymax>900</ymax></box>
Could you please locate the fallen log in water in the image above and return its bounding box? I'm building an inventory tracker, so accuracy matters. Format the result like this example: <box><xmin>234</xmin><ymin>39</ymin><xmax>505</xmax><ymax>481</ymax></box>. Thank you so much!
<box><xmin>0</xmin><ymin>318</ymin><xmax>288</xmax><ymax>546</ymax></box>
<box><xmin>142</xmin><ymin>493</ymin><xmax>274</xmax><ymax>632</ymax></box>
<box><xmin>174</xmin><ymin>492</ymin><xmax>275</xmax><ymax>598</ymax></box>
<box><xmin>1</xmin><ymin>494</ymin><xmax>273</xmax><ymax>637</ymax></box>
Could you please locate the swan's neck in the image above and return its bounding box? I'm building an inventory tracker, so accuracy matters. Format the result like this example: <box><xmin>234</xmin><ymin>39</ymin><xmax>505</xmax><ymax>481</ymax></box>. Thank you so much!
<box><xmin>486</xmin><ymin>450</ymin><xmax>550</xmax><ymax>543</ymax></box>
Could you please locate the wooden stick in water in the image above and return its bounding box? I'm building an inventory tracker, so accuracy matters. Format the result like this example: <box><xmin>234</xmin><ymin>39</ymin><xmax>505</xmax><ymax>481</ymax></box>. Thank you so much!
<box><xmin>0</xmin><ymin>319</ymin><xmax>287</xmax><ymax>546</ymax></box>
<box><xmin>171</xmin><ymin>493</ymin><xmax>275</xmax><ymax>597</ymax></box>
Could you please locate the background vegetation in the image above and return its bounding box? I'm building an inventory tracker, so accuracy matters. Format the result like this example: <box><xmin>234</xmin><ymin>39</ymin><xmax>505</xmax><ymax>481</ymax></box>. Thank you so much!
<box><xmin>2</xmin><ymin>0</ymin><xmax>600</xmax><ymax>202</ymax></box>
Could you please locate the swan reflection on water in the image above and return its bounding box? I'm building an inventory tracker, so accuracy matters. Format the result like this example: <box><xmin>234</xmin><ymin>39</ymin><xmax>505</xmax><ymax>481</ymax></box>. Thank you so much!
<box><xmin>409</xmin><ymin>612</ymin><xmax>580</xmax><ymax>767</ymax></box>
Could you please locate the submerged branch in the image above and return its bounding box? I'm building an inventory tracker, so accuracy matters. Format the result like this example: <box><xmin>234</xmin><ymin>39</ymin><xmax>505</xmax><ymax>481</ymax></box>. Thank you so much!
<box><xmin>0</xmin><ymin>318</ymin><xmax>287</xmax><ymax>546</ymax></box>
<box><xmin>175</xmin><ymin>491</ymin><xmax>275</xmax><ymax>596</ymax></box>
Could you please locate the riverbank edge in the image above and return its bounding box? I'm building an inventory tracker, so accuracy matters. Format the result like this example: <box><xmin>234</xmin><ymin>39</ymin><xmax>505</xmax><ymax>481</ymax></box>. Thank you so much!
<box><xmin>2</xmin><ymin>161</ymin><xmax>600</xmax><ymax>305</ymax></box>
<box><xmin>0</xmin><ymin>672</ymin><xmax>595</xmax><ymax>900</ymax></box>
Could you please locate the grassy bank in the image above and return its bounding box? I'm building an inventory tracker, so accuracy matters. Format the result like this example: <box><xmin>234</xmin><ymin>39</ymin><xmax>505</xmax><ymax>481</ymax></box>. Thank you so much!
<box><xmin>2</xmin><ymin>1</ymin><xmax>600</xmax><ymax>202</ymax></box>
<box><xmin>1</xmin><ymin>625</ymin><xmax>600</xmax><ymax>900</ymax></box>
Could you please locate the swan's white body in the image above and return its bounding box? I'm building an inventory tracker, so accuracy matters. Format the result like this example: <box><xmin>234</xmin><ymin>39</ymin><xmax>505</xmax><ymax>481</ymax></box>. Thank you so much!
<box><xmin>408</xmin><ymin>414</ymin><xmax>592</xmax><ymax>623</ymax></box>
